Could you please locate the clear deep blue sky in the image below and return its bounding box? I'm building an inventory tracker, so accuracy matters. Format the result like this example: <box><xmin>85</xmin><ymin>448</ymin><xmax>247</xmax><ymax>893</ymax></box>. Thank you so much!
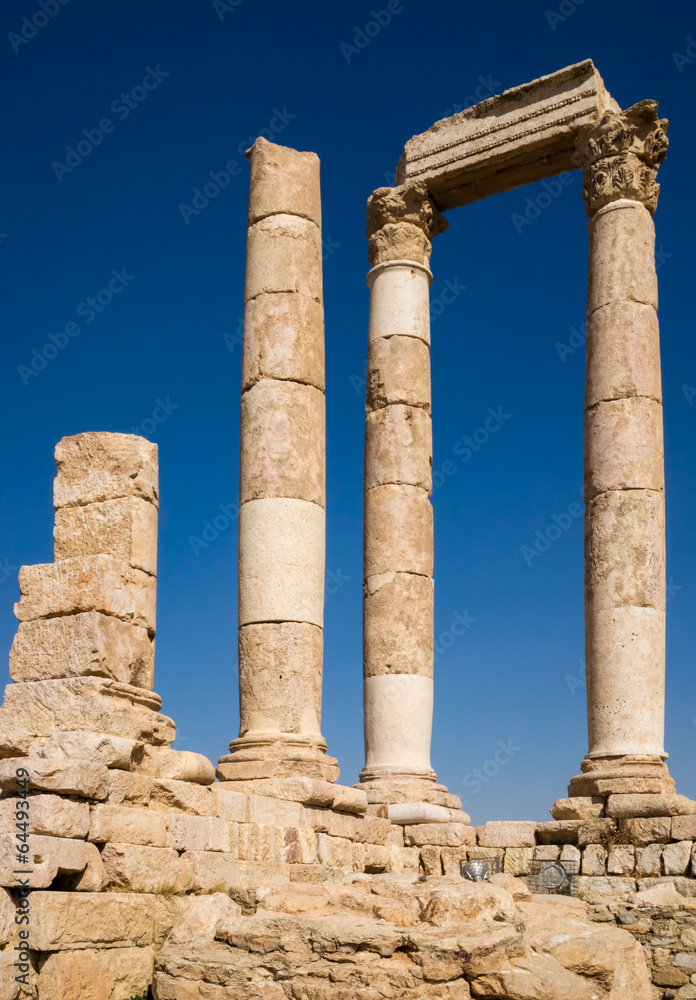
<box><xmin>2</xmin><ymin>0</ymin><xmax>695</xmax><ymax>824</ymax></box>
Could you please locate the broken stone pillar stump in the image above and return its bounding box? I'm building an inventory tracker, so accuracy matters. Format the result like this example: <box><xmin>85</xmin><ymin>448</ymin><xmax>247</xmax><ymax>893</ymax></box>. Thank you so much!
<box><xmin>217</xmin><ymin>138</ymin><xmax>338</xmax><ymax>787</ymax></box>
<box><xmin>552</xmin><ymin>101</ymin><xmax>695</xmax><ymax>820</ymax></box>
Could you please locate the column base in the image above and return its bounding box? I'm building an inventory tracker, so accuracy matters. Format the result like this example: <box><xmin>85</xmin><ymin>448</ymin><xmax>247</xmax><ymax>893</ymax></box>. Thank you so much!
<box><xmin>357</xmin><ymin>766</ymin><xmax>461</xmax><ymax>810</ymax></box>
<box><xmin>217</xmin><ymin>732</ymin><xmax>340</xmax><ymax>784</ymax></box>
<box><xmin>551</xmin><ymin>754</ymin><xmax>696</xmax><ymax>819</ymax></box>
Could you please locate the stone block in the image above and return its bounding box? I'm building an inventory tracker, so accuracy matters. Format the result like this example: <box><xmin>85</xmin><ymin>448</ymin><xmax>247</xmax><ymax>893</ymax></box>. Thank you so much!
<box><xmin>330</xmin><ymin>785</ymin><xmax>368</xmax><ymax>814</ymax></box>
<box><xmin>16</xmin><ymin>555</ymin><xmax>156</xmax><ymax>635</ymax></box>
<box><xmin>364</xmin><ymin>571</ymin><xmax>434</xmax><ymax>677</ymax></box>
<box><xmin>246</xmin><ymin>794</ymin><xmax>303</xmax><ymax>828</ymax></box>
<box><xmin>535</xmin><ymin>821</ymin><xmax>582</xmax><ymax>844</ymax></box>
<box><xmin>477</xmin><ymin>821</ymin><xmax>537</xmax><ymax>848</ymax></box>
<box><xmin>245</xmin><ymin>214</ymin><xmax>322</xmax><ymax>301</ymax></box>
<box><xmin>364</xmin><ymin>484</ymin><xmax>433</xmax><ymax>577</ymax></box>
<box><xmin>365</xmin><ymin>404</ymin><xmax>432</xmax><ymax>493</ymax></box>
<box><xmin>577</xmin><ymin>819</ymin><xmax>617</xmax><ymax>846</ymax></box>
<box><xmin>352</xmin><ymin>841</ymin><xmax>365</xmax><ymax>871</ymax></box>
<box><xmin>621</xmin><ymin>816</ymin><xmax>673</xmax><ymax>845</ymax></box>
<box><xmin>136</xmin><ymin>746</ymin><xmax>215</xmax><ymax>784</ymax></box>
<box><xmin>0</xmin><ymin>757</ymin><xmax>108</xmax><ymax>799</ymax></box>
<box><xmin>36</xmin><ymin>945</ymin><xmax>155</xmax><ymax>1000</ymax></box>
<box><xmin>586</xmin><ymin>300</ymin><xmax>661</xmax><ymax>408</ymax></box>
<box><xmin>663</xmin><ymin>841</ymin><xmax>693</xmax><ymax>876</ymax></box>
<box><xmin>213</xmin><ymin>787</ymin><xmax>249</xmax><ymax>823</ymax></box>
<box><xmin>107</xmin><ymin>770</ymin><xmax>155</xmax><ymax>807</ymax></box>
<box><xmin>0</xmin><ymin>677</ymin><xmax>173</xmax><ymax>744</ymax></box>
<box><xmin>70</xmin><ymin>841</ymin><xmax>105</xmax><ymax>892</ymax></box>
<box><xmin>303</xmin><ymin>807</ymin><xmax>357</xmax><ymax>840</ymax></box>
<box><xmin>0</xmin><ymin>793</ymin><xmax>89</xmax><ymax>839</ymax></box>
<box><xmin>242</xmin><ymin>291</ymin><xmax>325</xmax><ymax>393</ymax></box>
<box><xmin>54</xmin><ymin>432</ymin><xmax>158</xmax><ymax>509</ymax></box>
<box><xmin>559</xmin><ymin>845</ymin><xmax>581</xmax><ymax>865</ymax></box>
<box><xmin>247</xmin><ymin>137</ymin><xmax>321</xmax><ymax>228</ymax></box>
<box><xmin>366</xmin><ymin>334</ymin><xmax>431</xmax><ymax>413</ymax></box>
<box><xmin>184</xmin><ymin>851</ymin><xmax>241</xmax><ymax>893</ymax></box>
<box><xmin>607</xmin><ymin>845</ymin><xmax>635</xmax><ymax>875</ymax></box>
<box><xmin>28</xmin><ymin>890</ymin><xmax>157</xmax><ymax>950</ymax></box>
<box><xmin>672</xmin><ymin>816</ymin><xmax>696</xmax><ymax>841</ymax></box>
<box><xmin>584</xmin><ymin>397</ymin><xmax>664</xmax><ymax>500</ymax></box>
<box><xmin>0</xmin><ymin>833</ymin><xmax>87</xmax><ymax>888</ymax></box>
<box><xmin>419</xmin><ymin>845</ymin><xmax>442</xmax><ymax>875</ymax></box>
<box><xmin>503</xmin><ymin>847</ymin><xmax>534</xmax><ymax>876</ymax></box>
<box><xmin>9</xmin><ymin>612</ymin><xmax>154</xmax><ymax>687</ymax></box>
<box><xmin>582</xmin><ymin>844</ymin><xmax>607</xmax><ymax>875</ymax></box>
<box><xmin>363</xmin><ymin>844</ymin><xmax>391</xmax><ymax>872</ymax></box>
<box><xmin>0</xmin><ymin>889</ymin><xmax>14</xmax><ymax>947</ymax></box>
<box><xmin>280</xmin><ymin>827</ymin><xmax>317</xmax><ymax>864</ymax></box>
<box><xmin>54</xmin><ymin>495</ymin><xmax>158</xmax><ymax>575</ymax></box>
<box><xmin>316</xmin><ymin>833</ymin><xmax>353</xmax><ymax>869</ymax></box>
<box><xmin>240</xmin><ymin>379</ymin><xmax>325</xmax><ymax>506</ymax></box>
<box><xmin>574</xmin><ymin>875</ymin><xmax>637</xmax><ymax>902</ymax></box>
<box><xmin>216</xmin><ymin>776</ymin><xmax>333</xmax><ymax>807</ymax></box>
<box><xmin>533</xmin><ymin>846</ymin><xmax>560</xmax><ymax>861</ymax></box>
<box><xmin>101</xmin><ymin>843</ymin><xmax>194</xmax><ymax>893</ymax></box>
<box><xmin>165</xmin><ymin>814</ymin><xmax>230</xmax><ymax>853</ymax></box>
<box><xmin>386</xmin><ymin>825</ymin><xmax>404</xmax><ymax>848</ymax></box>
<box><xmin>607</xmin><ymin>794</ymin><xmax>696</xmax><ymax>819</ymax></box>
<box><xmin>148</xmin><ymin>778</ymin><xmax>217</xmax><ymax>816</ymax></box>
<box><xmin>635</xmin><ymin>843</ymin><xmax>663</xmax><ymax>877</ymax></box>
<box><xmin>353</xmin><ymin>815</ymin><xmax>391</xmax><ymax>846</ymax></box>
<box><xmin>89</xmin><ymin>804</ymin><xmax>167</xmax><ymax>846</ymax></box>
<box><xmin>403</xmin><ymin>823</ymin><xmax>475</xmax><ymax>847</ymax></box>
<box><xmin>637</xmin><ymin>876</ymin><xmax>696</xmax><ymax>898</ymax></box>
<box><xmin>439</xmin><ymin>846</ymin><xmax>468</xmax><ymax>875</ymax></box>
<box><xmin>38</xmin><ymin>730</ymin><xmax>143</xmax><ymax>770</ymax></box>
<box><xmin>550</xmin><ymin>796</ymin><xmax>605</xmax><ymax>820</ymax></box>
<box><xmin>587</xmin><ymin>198</ymin><xmax>658</xmax><ymax>313</ymax></box>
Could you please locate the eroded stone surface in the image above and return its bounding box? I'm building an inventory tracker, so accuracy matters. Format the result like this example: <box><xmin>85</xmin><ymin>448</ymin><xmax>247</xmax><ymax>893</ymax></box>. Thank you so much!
<box><xmin>54</xmin><ymin>432</ymin><xmax>158</xmax><ymax>509</ymax></box>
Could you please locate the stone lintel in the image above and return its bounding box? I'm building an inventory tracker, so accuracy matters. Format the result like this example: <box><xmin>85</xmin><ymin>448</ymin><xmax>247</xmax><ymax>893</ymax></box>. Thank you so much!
<box><xmin>395</xmin><ymin>59</ymin><xmax>614</xmax><ymax>210</ymax></box>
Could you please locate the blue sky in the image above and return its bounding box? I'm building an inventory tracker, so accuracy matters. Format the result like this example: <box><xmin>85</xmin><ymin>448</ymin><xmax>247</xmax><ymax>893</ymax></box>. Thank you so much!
<box><xmin>2</xmin><ymin>0</ymin><xmax>695</xmax><ymax>824</ymax></box>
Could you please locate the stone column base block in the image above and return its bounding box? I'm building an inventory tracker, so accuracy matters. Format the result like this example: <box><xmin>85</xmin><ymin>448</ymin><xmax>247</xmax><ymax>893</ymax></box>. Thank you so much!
<box><xmin>37</xmin><ymin>946</ymin><xmax>154</xmax><ymax>1000</ymax></box>
<box><xmin>477</xmin><ymin>821</ymin><xmax>537</xmax><ymax>848</ymax></box>
<box><xmin>364</xmin><ymin>485</ymin><xmax>433</xmax><ymax>577</ymax></box>
<box><xmin>363</xmin><ymin>673</ymin><xmax>433</xmax><ymax>773</ymax></box>
<box><xmin>585</xmin><ymin>490</ymin><xmax>665</xmax><ymax>611</ymax></box>
<box><xmin>585</xmin><ymin>607</ymin><xmax>666</xmax><ymax>758</ymax></box>
<box><xmin>245</xmin><ymin>214</ymin><xmax>322</xmax><ymax>300</ymax></box>
<box><xmin>135</xmin><ymin>747</ymin><xmax>216</xmax><ymax>784</ymax></box>
<box><xmin>54</xmin><ymin>495</ymin><xmax>158</xmax><ymax>575</ymax></box>
<box><xmin>364</xmin><ymin>572</ymin><xmax>434</xmax><ymax>678</ymax></box>
<box><xmin>388</xmin><ymin>802</ymin><xmax>451</xmax><ymax>825</ymax></box>
<box><xmin>367</xmin><ymin>261</ymin><xmax>432</xmax><ymax>346</ymax></box>
<box><xmin>217</xmin><ymin>753</ymin><xmax>339</xmax><ymax>784</ymax></box>
<box><xmin>404</xmin><ymin>823</ymin><xmax>475</xmax><ymax>847</ymax></box>
<box><xmin>550</xmin><ymin>796</ymin><xmax>605</xmax><ymax>820</ymax></box>
<box><xmin>9</xmin><ymin>612</ymin><xmax>154</xmax><ymax>687</ymax></box>
<box><xmin>28</xmin><ymin>891</ymin><xmax>158</xmax><ymax>952</ymax></box>
<box><xmin>15</xmin><ymin>555</ymin><xmax>156</xmax><ymax>634</ymax></box>
<box><xmin>247</xmin><ymin>137</ymin><xmax>321</xmax><ymax>228</ymax></box>
<box><xmin>54</xmin><ymin>432</ymin><xmax>159</xmax><ymax>509</ymax></box>
<box><xmin>587</xmin><ymin>200</ymin><xmax>657</xmax><ymax>313</ymax></box>
<box><xmin>101</xmin><ymin>843</ymin><xmax>194</xmax><ymax>893</ymax></box>
<box><xmin>37</xmin><ymin>730</ymin><xmax>144</xmax><ymax>770</ymax></box>
<box><xmin>584</xmin><ymin>396</ymin><xmax>664</xmax><ymax>499</ymax></box>
<box><xmin>238</xmin><ymin>497</ymin><xmax>325</xmax><ymax>626</ymax></box>
<box><xmin>585</xmin><ymin>299</ymin><xmax>661</xmax><ymax>407</ymax></box>
<box><xmin>606</xmin><ymin>793</ymin><xmax>696</xmax><ymax>818</ymax></box>
<box><xmin>238</xmin><ymin>622</ymin><xmax>323</xmax><ymax>737</ymax></box>
<box><xmin>0</xmin><ymin>833</ymin><xmax>88</xmax><ymax>888</ymax></box>
<box><xmin>358</xmin><ymin>777</ymin><xmax>460</xmax><ymax>810</ymax></box>
<box><xmin>0</xmin><ymin>756</ymin><xmax>109</xmax><ymax>798</ymax></box>
<box><xmin>365</xmin><ymin>405</ymin><xmax>432</xmax><ymax>492</ymax></box>
<box><xmin>366</xmin><ymin>334</ymin><xmax>431</xmax><ymax>413</ymax></box>
<box><xmin>242</xmin><ymin>291</ymin><xmax>324</xmax><ymax>392</ymax></box>
<box><xmin>0</xmin><ymin>678</ymin><xmax>175</xmax><ymax>745</ymax></box>
<box><xmin>240</xmin><ymin>380</ymin><xmax>325</xmax><ymax>505</ymax></box>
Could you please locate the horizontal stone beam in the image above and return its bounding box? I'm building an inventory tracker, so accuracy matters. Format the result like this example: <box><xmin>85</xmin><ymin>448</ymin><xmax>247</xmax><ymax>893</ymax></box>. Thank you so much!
<box><xmin>395</xmin><ymin>60</ymin><xmax>615</xmax><ymax>210</ymax></box>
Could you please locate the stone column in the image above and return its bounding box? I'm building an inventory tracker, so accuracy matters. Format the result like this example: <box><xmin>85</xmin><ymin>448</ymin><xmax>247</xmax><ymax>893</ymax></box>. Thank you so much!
<box><xmin>358</xmin><ymin>184</ymin><xmax>459</xmax><ymax>811</ymax></box>
<box><xmin>553</xmin><ymin>102</ymin><xmax>695</xmax><ymax>820</ymax></box>
<box><xmin>217</xmin><ymin>138</ymin><xmax>339</xmax><ymax>787</ymax></box>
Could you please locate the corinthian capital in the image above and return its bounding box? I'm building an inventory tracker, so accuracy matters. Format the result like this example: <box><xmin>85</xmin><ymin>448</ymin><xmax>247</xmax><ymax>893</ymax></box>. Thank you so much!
<box><xmin>366</xmin><ymin>182</ymin><xmax>448</xmax><ymax>267</ymax></box>
<box><xmin>573</xmin><ymin>99</ymin><xmax>669</xmax><ymax>216</ymax></box>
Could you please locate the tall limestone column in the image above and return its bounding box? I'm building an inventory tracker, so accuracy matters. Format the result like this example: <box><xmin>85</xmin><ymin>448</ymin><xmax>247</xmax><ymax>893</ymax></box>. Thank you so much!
<box><xmin>358</xmin><ymin>184</ymin><xmax>461</xmax><ymax>812</ymax></box>
<box><xmin>217</xmin><ymin>138</ymin><xmax>340</xmax><ymax>787</ymax></box>
<box><xmin>553</xmin><ymin>102</ymin><xmax>696</xmax><ymax>820</ymax></box>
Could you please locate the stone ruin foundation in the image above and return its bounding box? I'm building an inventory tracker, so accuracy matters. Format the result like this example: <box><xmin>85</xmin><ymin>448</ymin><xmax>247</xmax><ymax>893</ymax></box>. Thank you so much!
<box><xmin>1</xmin><ymin>60</ymin><xmax>694</xmax><ymax>1000</ymax></box>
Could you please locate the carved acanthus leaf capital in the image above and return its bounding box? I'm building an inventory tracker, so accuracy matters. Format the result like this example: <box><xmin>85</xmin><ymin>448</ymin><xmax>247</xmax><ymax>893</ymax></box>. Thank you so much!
<box><xmin>366</xmin><ymin>182</ymin><xmax>448</xmax><ymax>267</ymax></box>
<box><xmin>573</xmin><ymin>100</ymin><xmax>669</xmax><ymax>216</ymax></box>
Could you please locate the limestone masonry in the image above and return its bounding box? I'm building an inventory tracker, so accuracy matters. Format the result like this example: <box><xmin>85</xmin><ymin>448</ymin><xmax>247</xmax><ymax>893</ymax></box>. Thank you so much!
<box><xmin>1</xmin><ymin>60</ymin><xmax>693</xmax><ymax>1000</ymax></box>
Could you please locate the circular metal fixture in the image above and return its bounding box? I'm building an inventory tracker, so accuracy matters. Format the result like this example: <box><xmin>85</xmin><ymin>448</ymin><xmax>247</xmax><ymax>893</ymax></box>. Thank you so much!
<box><xmin>538</xmin><ymin>862</ymin><xmax>568</xmax><ymax>890</ymax></box>
<box><xmin>461</xmin><ymin>860</ymin><xmax>489</xmax><ymax>882</ymax></box>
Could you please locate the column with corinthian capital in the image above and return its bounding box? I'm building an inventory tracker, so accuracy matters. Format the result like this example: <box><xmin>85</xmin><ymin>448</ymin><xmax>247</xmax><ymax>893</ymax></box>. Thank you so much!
<box><xmin>552</xmin><ymin>101</ymin><xmax>696</xmax><ymax>820</ymax></box>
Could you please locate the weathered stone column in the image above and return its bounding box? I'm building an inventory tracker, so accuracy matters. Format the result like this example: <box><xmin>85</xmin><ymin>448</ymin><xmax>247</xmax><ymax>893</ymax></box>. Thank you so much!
<box><xmin>217</xmin><ymin>138</ymin><xmax>339</xmax><ymax>787</ymax></box>
<box><xmin>358</xmin><ymin>184</ymin><xmax>460</xmax><ymax>812</ymax></box>
<box><xmin>553</xmin><ymin>102</ymin><xmax>695</xmax><ymax>819</ymax></box>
